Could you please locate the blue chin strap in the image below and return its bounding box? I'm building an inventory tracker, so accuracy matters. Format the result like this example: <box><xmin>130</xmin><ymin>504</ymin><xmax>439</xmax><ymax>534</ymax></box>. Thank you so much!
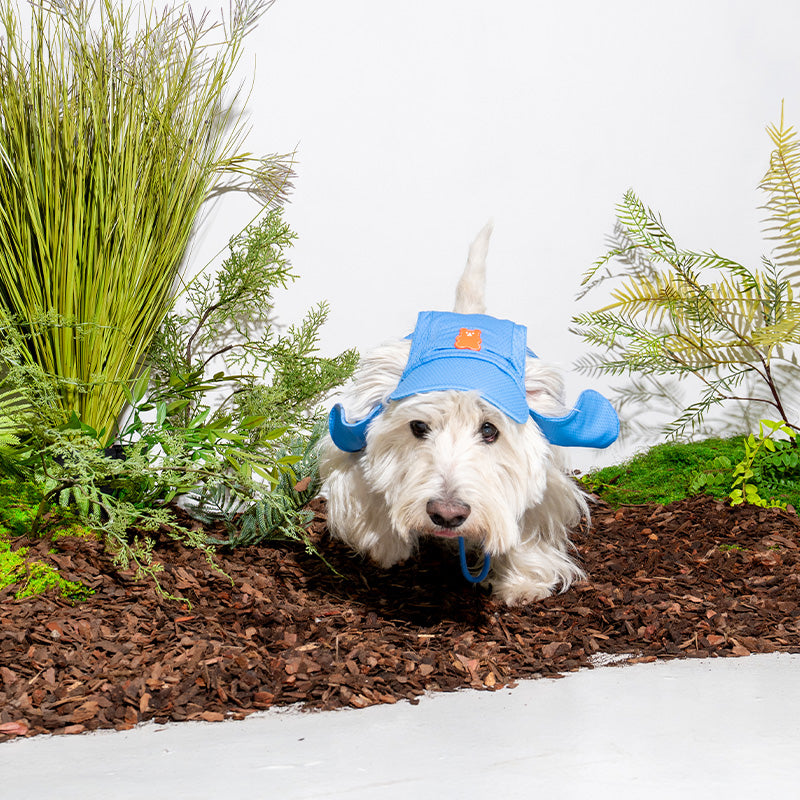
<box><xmin>458</xmin><ymin>537</ymin><xmax>491</xmax><ymax>584</ymax></box>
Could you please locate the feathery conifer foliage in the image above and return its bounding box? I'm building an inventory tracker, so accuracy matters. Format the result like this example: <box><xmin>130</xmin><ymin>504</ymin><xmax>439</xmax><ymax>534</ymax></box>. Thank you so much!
<box><xmin>148</xmin><ymin>210</ymin><xmax>358</xmax><ymax>440</ymax></box>
<box><xmin>573</xmin><ymin>108</ymin><xmax>800</xmax><ymax>439</ymax></box>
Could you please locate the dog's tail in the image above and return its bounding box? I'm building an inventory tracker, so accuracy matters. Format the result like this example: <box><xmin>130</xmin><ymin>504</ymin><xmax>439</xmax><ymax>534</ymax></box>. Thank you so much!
<box><xmin>454</xmin><ymin>220</ymin><xmax>493</xmax><ymax>314</ymax></box>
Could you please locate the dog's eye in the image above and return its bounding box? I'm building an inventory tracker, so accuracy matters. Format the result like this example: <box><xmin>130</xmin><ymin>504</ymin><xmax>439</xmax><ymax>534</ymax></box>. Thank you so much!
<box><xmin>480</xmin><ymin>421</ymin><xmax>499</xmax><ymax>444</ymax></box>
<box><xmin>410</xmin><ymin>420</ymin><xmax>430</xmax><ymax>439</ymax></box>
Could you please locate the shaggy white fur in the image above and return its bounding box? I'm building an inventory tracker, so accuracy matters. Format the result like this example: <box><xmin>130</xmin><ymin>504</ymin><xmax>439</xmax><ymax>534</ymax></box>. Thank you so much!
<box><xmin>319</xmin><ymin>224</ymin><xmax>589</xmax><ymax>604</ymax></box>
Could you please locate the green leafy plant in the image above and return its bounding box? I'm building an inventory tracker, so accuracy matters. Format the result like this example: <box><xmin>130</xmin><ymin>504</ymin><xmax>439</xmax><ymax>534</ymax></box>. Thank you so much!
<box><xmin>202</xmin><ymin>420</ymin><xmax>328</xmax><ymax>555</ymax></box>
<box><xmin>0</xmin><ymin>317</ymin><xmax>268</xmax><ymax>597</ymax></box>
<box><xmin>146</xmin><ymin>211</ymin><xmax>356</xmax><ymax>558</ymax></box>
<box><xmin>9</xmin><ymin>359</ymin><xmax>301</xmax><ymax>593</ymax></box>
<box><xmin>687</xmin><ymin>420</ymin><xmax>799</xmax><ymax>510</ymax></box>
<box><xmin>0</xmin><ymin>0</ymin><xmax>291</xmax><ymax>442</ymax></box>
<box><xmin>22</xmin><ymin>407</ymin><xmax>217</xmax><ymax>593</ymax></box>
<box><xmin>728</xmin><ymin>419</ymin><xmax>798</xmax><ymax>509</ymax></box>
<box><xmin>147</xmin><ymin>209</ymin><xmax>358</xmax><ymax>441</ymax></box>
<box><xmin>687</xmin><ymin>455</ymin><xmax>734</xmax><ymax>496</ymax></box>
<box><xmin>573</xmin><ymin>107</ymin><xmax>800</xmax><ymax>442</ymax></box>
<box><xmin>0</xmin><ymin>212</ymin><xmax>356</xmax><ymax>595</ymax></box>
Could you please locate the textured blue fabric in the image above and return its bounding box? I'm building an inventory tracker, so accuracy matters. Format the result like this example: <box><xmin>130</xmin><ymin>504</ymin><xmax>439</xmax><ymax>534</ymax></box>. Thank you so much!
<box><xmin>327</xmin><ymin>311</ymin><xmax>620</xmax><ymax>452</ymax></box>
<box><xmin>327</xmin><ymin>404</ymin><xmax>382</xmax><ymax>453</ymax></box>
<box><xmin>388</xmin><ymin>311</ymin><xmax>530</xmax><ymax>423</ymax></box>
<box><xmin>529</xmin><ymin>389</ymin><xmax>620</xmax><ymax>449</ymax></box>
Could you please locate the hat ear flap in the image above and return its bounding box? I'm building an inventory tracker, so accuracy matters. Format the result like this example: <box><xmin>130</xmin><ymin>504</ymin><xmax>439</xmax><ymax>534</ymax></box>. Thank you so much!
<box><xmin>524</xmin><ymin>356</ymin><xmax>619</xmax><ymax>449</ymax></box>
<box><xmin>529</xmin><ymin>390</ymin><xmax>619</xmax><ymax>449</ymax></box>
<box><xmin>328</xmin><ymin>404</ymin><xmax>383</xmax><ymax>453</ymax></box>
<box><xmin>327</xmin><ymin>338</ymin><xmax>410</xmax><ymax>453</ymax></box>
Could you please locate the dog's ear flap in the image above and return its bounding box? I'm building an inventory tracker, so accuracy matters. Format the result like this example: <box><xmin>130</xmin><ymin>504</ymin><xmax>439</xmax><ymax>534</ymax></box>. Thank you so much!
<box><xmin>524</xmin><ymin>357</ymin><xmax>568</xmax><ymax>417</ymax></box>
<box><xmin>340</xmin><ymin>338</ymin><xmax>411</xmax><ymax>417</ymax></box>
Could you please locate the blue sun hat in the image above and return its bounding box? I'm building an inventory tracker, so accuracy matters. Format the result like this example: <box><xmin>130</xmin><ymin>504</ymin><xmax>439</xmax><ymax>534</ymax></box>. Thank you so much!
<box><xmin>329</xmin><ymin>310</ymin><xmax>619</xmax><ymax>452</ymax></box>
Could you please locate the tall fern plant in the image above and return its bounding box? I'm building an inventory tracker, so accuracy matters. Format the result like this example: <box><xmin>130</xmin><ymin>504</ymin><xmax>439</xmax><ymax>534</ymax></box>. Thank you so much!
<box><xmin>573</xmin><ymin>107</ymin><xmax>800</xmax><ymax>439</ymax></box>
<box><xmin>762</xmin><ymin>104</ymin><xmax>800</xmax><ymax>277</ymax></box>
<box><xmin>0</xmin><ymin>0</ymin><xmax>289</xmax><ymax>442</ymax></box>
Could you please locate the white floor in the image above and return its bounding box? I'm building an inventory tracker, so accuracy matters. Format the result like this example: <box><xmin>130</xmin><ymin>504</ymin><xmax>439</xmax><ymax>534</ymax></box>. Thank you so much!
<box><xmin>1</xmin><ymin>653</ymin><xmax>799</xmax><ymax>800</ymax></box>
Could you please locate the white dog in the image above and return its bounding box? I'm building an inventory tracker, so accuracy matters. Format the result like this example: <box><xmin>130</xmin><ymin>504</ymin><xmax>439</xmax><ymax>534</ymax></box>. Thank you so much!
<box><xmin>319</xmin><ymin>224</ymin><xmax>618</xmax><ymax>604</ymax></box>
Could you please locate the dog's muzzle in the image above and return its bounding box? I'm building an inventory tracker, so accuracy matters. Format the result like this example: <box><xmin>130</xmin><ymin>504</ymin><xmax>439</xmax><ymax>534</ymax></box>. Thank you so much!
<box><xmin>426</xmin><ymin>499</ymin><xmax>470</xmax><ymax>529</ymax></box>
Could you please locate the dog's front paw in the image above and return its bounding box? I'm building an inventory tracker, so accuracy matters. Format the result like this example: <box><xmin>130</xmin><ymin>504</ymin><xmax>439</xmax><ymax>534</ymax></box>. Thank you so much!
<box><xmin>366</xmin><ymin>536</ymin><xmax>414</xmax><ymax>569</ymax></box>
<box><xmin>488</xmin><ymin>543</ymin><xmax>584</xmax><ymax>605</ymax></box>
<box><xmin>489</xmin><ymin>576</ymin><xmax>555</xmax><ymax>606</ymax></box>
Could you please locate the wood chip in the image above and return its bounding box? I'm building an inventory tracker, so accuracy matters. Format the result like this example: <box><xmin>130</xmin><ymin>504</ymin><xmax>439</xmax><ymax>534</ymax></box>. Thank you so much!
<box><xmin>0</xmin><ymin>494</ymin><xmax>798</xmax><ymax>741</ymax></box>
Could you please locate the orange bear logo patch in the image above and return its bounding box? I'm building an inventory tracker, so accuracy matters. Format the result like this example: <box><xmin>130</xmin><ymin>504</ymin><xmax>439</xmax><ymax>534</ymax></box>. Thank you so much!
<box><xmin>454</xmin><ymin>328</ymin><xmax>482</xmax><ymax>351</ymax></box>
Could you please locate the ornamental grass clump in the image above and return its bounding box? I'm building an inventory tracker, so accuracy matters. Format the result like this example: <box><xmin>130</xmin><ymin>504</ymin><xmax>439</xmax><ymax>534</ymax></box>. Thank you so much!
<box><xmin>0</xmin><ymin>1</ymin><xmax>353</xmax><ymax>598</ymax></box>
<box><xmin>0</xmin><ymin>0</ymin><xmax>290</xmax><ymax>442</ymax></box>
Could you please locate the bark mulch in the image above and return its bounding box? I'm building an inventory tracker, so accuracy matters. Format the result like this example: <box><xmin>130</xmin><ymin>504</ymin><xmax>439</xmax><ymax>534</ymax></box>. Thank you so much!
<box><xmin>1</xmin><ymin>493</ymin><xmax>799</xmax><ymax>741</ymax></box>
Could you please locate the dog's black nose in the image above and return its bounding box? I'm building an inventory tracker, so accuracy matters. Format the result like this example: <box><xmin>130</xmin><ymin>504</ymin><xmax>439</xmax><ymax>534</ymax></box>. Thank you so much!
<box><xmin>427</xmin><ymin>500</ymin><xmax>471</xmax><ymax>529</ymax></box>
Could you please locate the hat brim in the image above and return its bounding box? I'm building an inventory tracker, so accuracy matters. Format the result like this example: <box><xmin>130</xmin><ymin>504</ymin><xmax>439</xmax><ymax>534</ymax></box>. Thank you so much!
<box><xmin>388</xmin><ymin>357</ymin><xmax>530</xmax><ymax>424</ymax></box>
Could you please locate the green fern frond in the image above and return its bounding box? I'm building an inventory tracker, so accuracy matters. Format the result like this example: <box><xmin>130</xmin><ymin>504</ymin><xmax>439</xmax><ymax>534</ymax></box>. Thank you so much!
<box><xmin>580</xmin><ymin>244</ymin><xmax>638</xmax><ymax>287</ymax></box>
<box><xmin>0</xmin><ymin>383</ymin><xmax>29</xmax><ymax>460</ymax></box>
<box><xmin>761</xmin><ymin>102</ymin><xmax>800</xmax><ymax>278</ymax></box>
<box><xmin>604</xmin><ymin>275</ymin><xmax>749</xmax><ymax>333</ymax></box>
<box><xmin>615</xmin><ymin>191</ymin><xmax>681</xmax><ymax>265</ymax></box>
<box><xmin>749</xmin><ymin>311</ymin><xmax>800</xmax><ymax>346</ymax></box>
<box><xmin>575</xmin><ymin>158</ymin><xmax>800</xmax><ymax>437</ymax></box>
<box><xmin>662</xmin><ymin>338</ymin><xmax>762</xmax><ymax>370</ymax></box>
<box><xmin>600</xmin><ymin>267</ymin><xmax>800</xmax><ymax>347</ymax></box>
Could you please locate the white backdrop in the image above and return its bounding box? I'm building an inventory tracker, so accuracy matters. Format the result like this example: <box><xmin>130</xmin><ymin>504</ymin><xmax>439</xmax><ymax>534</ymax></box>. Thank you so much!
<box><xmin>188</xmin><ymin>0</ymin><xmax>800</xmax><ymax>468</ymax></box>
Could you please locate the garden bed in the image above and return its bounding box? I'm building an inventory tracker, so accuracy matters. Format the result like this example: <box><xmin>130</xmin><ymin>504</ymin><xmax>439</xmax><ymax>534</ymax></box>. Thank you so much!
<box><xmin>1</xmin><ymin>493</ymin><xmax>799</xmax><ymax>741</ymax></box>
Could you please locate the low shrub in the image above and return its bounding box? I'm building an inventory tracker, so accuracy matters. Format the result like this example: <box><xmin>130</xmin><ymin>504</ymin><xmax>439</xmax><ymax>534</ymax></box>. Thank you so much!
<box><xmin>0</xmin><ymin>213</ymin><xmax>356</xmax><ymax>599</ymax></box>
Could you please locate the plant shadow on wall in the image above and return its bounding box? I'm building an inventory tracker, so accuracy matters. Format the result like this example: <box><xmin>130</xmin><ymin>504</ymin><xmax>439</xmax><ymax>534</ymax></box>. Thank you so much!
<box><xmin>573</xmin><ymin>105</ymin><xmax>800</xmax><ymax>510</ymax></box>
<box><xmin>0</xmin><ymin>0</ymin><xmax>356</xmax><ymax>600</ymax></box>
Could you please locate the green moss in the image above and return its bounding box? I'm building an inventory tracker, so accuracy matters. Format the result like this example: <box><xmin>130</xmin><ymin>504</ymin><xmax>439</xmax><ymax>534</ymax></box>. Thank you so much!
<box><xmin>580</xmin><ymin>437</ymin><xmax>747</xmax><ymax>506</ymax></box>
<box><xmin>0</xmin><ymin>478</ymin><xmax>94</xmax><ymax>601</ymax></box>
<box><xmin>0</xmin><ymin>477</ymin><xmax>39</xmax><ymax>535</ymax></box>
<box><xmin>0</xmin><ymin>533</ymin><xmax>93</xmax><ymax>601</ymax></box>
<box><xmin>51</xmin><ymin>522</ymin><xmax>101</xmax><ymax>542</ymax></box>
